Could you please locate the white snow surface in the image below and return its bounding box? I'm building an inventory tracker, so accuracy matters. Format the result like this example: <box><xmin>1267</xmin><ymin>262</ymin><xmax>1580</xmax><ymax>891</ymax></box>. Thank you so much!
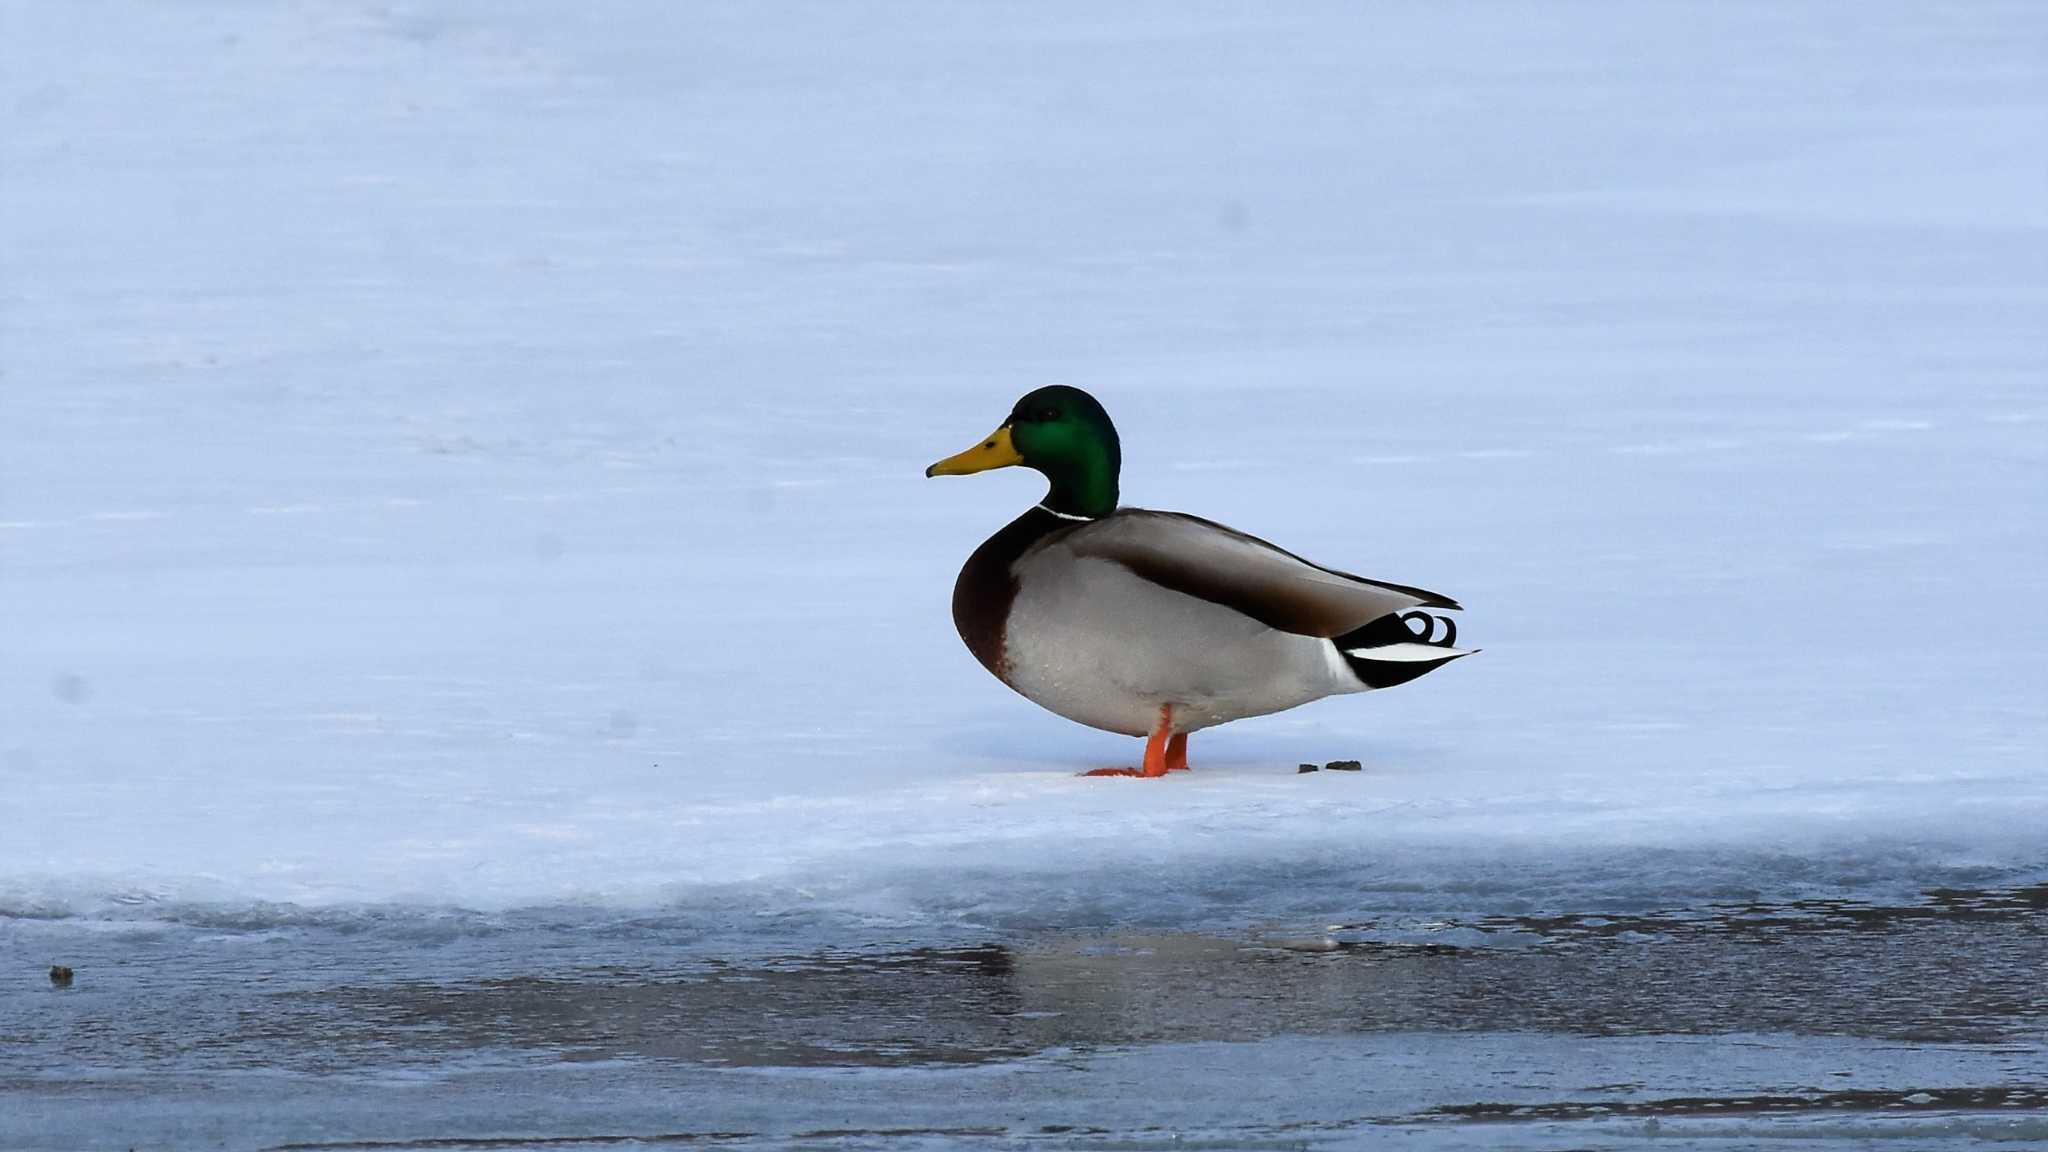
<box><xmin>3</xmin><ymin>1</ymin><xmax>2045</xmax><ymax>930</ymax></box>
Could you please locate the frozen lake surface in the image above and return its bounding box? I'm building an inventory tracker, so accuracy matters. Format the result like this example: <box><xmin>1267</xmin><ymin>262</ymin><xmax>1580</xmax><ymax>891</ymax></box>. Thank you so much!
<box><xmin>6</xmin><ymin>886</ymin><xmax>2048</xmax><ymax>1149</ymax></box>
<box><xmin>3</xmin><ymin>1</ymin><xmax>2045</xmax><ymax>1147</ymax></box>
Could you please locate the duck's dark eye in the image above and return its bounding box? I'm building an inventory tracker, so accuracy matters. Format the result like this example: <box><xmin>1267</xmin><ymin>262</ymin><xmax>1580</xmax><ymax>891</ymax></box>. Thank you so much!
<box><xmin>1038</xmin><ymin>407</ymin><xmax>1059</xmax><ymax>421</ymax></box>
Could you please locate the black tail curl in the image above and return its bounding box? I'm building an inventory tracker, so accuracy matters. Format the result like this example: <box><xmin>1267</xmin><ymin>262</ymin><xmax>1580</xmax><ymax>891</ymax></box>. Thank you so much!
<box><xmin>1334</xmin><ymin>610</ymin><xmax>1468</xmax><ymax>689</ymax></box>
<box><xmin>1399</xmin><ymin>609</ymin><xmax>1456</xmax><ymax>648</ymax></box>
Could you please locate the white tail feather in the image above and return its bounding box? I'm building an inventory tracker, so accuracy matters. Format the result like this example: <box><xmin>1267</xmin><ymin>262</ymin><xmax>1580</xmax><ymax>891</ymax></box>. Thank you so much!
<box><xmin>1343</xmin><ymin>642</ymin><xmax>1474</xmax><ymax>663</ymax></box>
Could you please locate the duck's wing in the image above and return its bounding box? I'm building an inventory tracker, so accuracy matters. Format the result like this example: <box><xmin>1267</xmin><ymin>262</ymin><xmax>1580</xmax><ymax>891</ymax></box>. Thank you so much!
<box><xmin>1062</xmin><ymin>508</ymin><xmax>1459</xmax><ymax>639</ymax></box>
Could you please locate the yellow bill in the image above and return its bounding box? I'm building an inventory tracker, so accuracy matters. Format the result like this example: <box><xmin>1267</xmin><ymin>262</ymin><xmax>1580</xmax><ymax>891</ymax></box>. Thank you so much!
<box><xmin>926</xmin><ymin>425</ymin><xmax>1023</xmax><ymax>477</ymax></box>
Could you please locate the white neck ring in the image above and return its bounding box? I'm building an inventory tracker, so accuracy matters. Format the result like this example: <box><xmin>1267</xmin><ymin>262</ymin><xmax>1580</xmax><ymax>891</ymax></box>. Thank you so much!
<box><xmin>1036</xmin><ymin>503</ymin><xmax>1096</xmax><ymax>522</ymax></box>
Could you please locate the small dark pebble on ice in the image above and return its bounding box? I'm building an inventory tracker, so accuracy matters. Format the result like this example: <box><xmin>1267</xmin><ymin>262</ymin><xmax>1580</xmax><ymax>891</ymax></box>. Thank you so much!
<box><xmin>1324</xmin><ymin>760</ymin><xmax>1363</xmax><ymax>771</ymax></box>
<box><xmin>1297</xmin><ymin>763</ymin><xmax>1319</xmax><ymax>773</ymax></box>
<box><xmin>48</xmin><ymin>966</ymin><xmax>73</xmax><ymax>987</ymax></box>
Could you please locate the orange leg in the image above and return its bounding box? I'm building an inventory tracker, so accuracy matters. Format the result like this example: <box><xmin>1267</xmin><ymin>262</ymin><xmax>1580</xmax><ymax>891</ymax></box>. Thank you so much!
<box><xmin>1084</xmin><ymin>705</ymin><xmax>1176</xmax><ymax>778</ymax></box>
<box><xmin>1165</xmin><ymin>733</ymin><xmax>1188</xmax><ymax>772</ymax></box>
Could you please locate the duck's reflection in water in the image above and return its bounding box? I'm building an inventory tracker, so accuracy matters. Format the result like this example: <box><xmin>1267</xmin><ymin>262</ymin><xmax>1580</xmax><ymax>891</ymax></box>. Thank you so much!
<box><xmin>325</xmin><ymin>885</ymin><xmax>2048</xmax><ymax>1069</ymax></box>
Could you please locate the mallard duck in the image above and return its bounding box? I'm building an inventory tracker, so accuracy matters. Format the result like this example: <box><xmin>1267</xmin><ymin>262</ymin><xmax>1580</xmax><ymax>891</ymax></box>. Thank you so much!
<box><xmin>926</xmin><ymin>385</ymin><xmax>1472</xmax><ymax>778</ymax></box>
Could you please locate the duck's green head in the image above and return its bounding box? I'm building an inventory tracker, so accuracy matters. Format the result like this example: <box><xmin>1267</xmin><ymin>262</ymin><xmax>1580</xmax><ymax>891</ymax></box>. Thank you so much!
<box><xmin>926</xmin><ymin>385</ymin><xmax>1121</xmax><ymax>518</ymax></box>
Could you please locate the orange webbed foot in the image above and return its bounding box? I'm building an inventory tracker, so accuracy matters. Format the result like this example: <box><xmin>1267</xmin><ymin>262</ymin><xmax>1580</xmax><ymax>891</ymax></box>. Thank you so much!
<box><xmin>1080</xmin><ymin>706</ymin><xmax>1178</xmax><ymax>779</ymax></box>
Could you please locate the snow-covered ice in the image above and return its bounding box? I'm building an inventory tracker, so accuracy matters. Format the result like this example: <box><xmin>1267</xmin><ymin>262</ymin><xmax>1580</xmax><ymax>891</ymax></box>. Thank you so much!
<box><xmin>6</xmin><ymin>4</ymin><xmax>2048</xmax><ymax>1148</ymax></box>
<box><xmin>3</xmin><ymin>0</ymin><xmax>2045</xmax><ymax>932</ymax></box>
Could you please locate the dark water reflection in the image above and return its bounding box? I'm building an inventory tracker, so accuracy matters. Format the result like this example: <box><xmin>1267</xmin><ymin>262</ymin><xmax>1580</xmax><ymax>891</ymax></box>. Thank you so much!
<box><xmin>5</xmin><ymin>887</ymin><xmax>2047</xmax><ymax>1150</ymax></box>
<box><xmin>20</xmin><ymin>884</ymin><xmax>2014</xmax><ymax>1075</ymax></box>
